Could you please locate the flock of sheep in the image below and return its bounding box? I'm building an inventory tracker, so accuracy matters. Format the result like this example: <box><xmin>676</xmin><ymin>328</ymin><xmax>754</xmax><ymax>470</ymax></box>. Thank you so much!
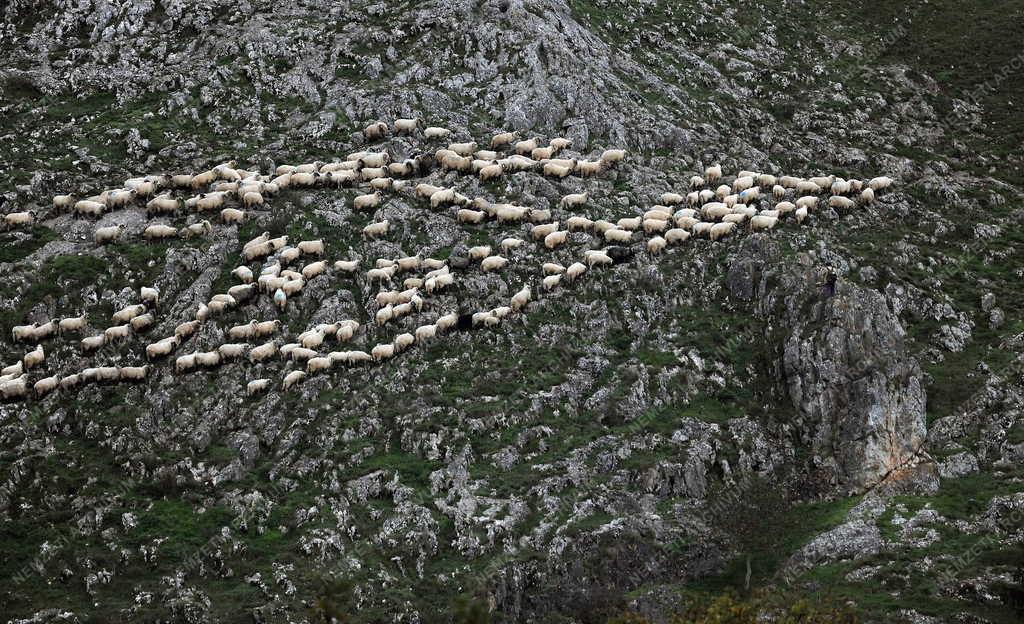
<box><xmin>0</xmin><ymin>118</ymin><xmax>894</xmax><ymax>402</ymax></box>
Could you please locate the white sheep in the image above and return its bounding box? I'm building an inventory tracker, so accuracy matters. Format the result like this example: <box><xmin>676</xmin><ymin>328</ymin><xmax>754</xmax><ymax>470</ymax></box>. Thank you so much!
<box><xmin>565</xmin><ymin>262</ymin><xmax>587</xmax><ymax>281</ymax></box>
<box><xmin>481</xmin><ymin>256</ymin><xmax>508</xmax><ymax>272</ymax></box>
<box><xmin>424</xmin><ymin>126</ymin><xmax>452</xmax><ymax>139</ymax></box>
<box><xmin>393</xmin><ymin>333</ymin><xmax>415</xmax><ymax>352</ymax></box>
<box><xmin>94</xmin><ymin>224</ymin><xmax>125</xmax><ymax>244</ymax></box>
<box><xmin>334</xmin><ymin>259</ymin><xmax>359</xmax><ymax>273</ymax></box>
<box><xmin>647</xmin><ymin>236</ymin><xmax>667</xmax><ymax>254</ymax></box>
<box><xmin>58</xmin><ymin>315</ymin><xmax>88</xmax><ymax>334</ymax></box>
<box><xmin>709</xmin><ymin>221</ymin><xmax>736</xmax><ymax>241</ymax></box>
<box><xmin>119</xmin><ymin>365</ymin><xmax>149</xmax><ymax>381</ymax></box>
<box><xmin>705</xmin><ymin>164</ymin><xmax>722</xmax><ymax>182</ymax></box>
<box><xmin>604</xmin><ymin>228</ymin><xmax>632</xmax><ymax>243</ymax></box>
<box><xmin>665</xmin><ymin>228</ymin><xmax>691</xmax><ymax>244</ymax></box>
<box><xmin>543</xmin><ymin>162</ymin><xmax>574</xmax><ymax>178</ymax></box>
<box><xmin>282</xmin><ymin>370</ymin><xmax>306</xmax><ymax>390</ymax></box>
<box><xmin>643</xmin><ymin>218</ymin><xmax>668</xmax><ymax>233</ymax></box>
<box><xmin>363</xmin><ymin>121</ymin><xmax>388</xmax><ymax>139</ymax></box>
<box><xmin>3</xmin><ymin>211</ymin><xmax>35</xmax><ymax>229</ymax></box>
<box><xmin>544</xmin><ymin>230</ymin><xmax>569</xmax><ymax>249</ymax></box>
<box><xmin>247</xmin><ymin>379</ymin><xmax>271</xmax><ymax>395</ymax></box>
<box><xmin>436</xmin><ymin>313</ymin><xmax>458</xmax><ymax>332</ymax></box>
<box><xmin>146</xmin><ymin>336</ymin><xmax>179</xmax><ymax>360</ymax></box>
<box><xmin>33</xmin><ymin>375</ymin><xmax>59</xmax><ymax>398</ymax></box>
<box><xmin>448</xmin><ymin>141</ymin><xmax>478</xmax><ymax>157</ymax></box>
<box><xmin>860</xmin><ymin>187</ymin><xmax>875</xmax><ymax>203</ymax></box>
<box><xmin>394</xmin><ymin>118</ymin><xmax>420</xmax><ymax>134</ymax></box>
<box><xmin>584</xmin><ymin>250</ymin><xmax>613</xmax><ymax>267</ymax></box>
<box><xmin>353</xmin><ymin>192</ymin><xmax>382</xmax><ymax>210</ymax></box>
<box><xmin>180</xmin><ymin>220</ymin><xmax>213</xmax><ymax>240</ymax></box>
<box><xmin>600</xmin><ymin>149</ymin><xmax>626</xmax><ymax>164</ymax></box>
<box><xmin>691</xmin><ymin>222</ymin><xmax>713</xmax><ymax>238</ymax></box>
<box><xmin>829</xmin><ymin>195</ymin><xmax>855</xmax><ymax>209</ymax></box>
<box><xmin>567</xmin><ymin>216</ymin><xmax>594</xmax><ymax>231</ymax></box>
<box><xmin>617</xmin><ymin>216</ymin><xmax>641</xmax><ymax>230</ymax></box>
<box><xmin>22</xmin><ymin>345</ymin><xmax>44</xmax><ymax>370</ymax></box>
<box><xmin>363</xmin><ymin>220</ymin><xmax>389</xmax><ymax>239</ymax></box>
<box><xmin>457</xmin><ymin>208</ymin><xmax>486</xmax><ymax>224</ymax></box>
<box><xmin>372</xmin><ymin>344</ymin><xmax>396</xmax><ymax>361</ymax></box>
<box><xmin>0</xmin><ymin>375</ymin><xmax>28</xmax><ymax>401</ymax></box>
<box><xmin>511</xmin><ymin>286</ymin><xmax>532</xmax><ymax>311</ymax></box>
<box><xmin>750</xmin><ymin>215</ymin><xmax>779</xmax><ymax>231</ymax></box>
<box><xmin>175</xmin><ymin>354</ymin><xmax>197</xmax><ymax>373</ymax></box>
<box><xmin>501</xmin><ymin>237</ymin><xmax>525</xmax><ymax>253</ymax></box>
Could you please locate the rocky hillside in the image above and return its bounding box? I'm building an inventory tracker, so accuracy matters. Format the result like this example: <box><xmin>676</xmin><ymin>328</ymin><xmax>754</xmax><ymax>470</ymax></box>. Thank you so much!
<box><xmin>1</xmin><ymin>1</ymin><xmax>1022</xmax><ymax>623</ymax></box>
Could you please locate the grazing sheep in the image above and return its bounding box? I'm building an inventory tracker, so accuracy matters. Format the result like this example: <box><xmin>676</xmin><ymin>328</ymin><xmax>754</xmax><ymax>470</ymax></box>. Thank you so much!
<box><xmin>660</xmin><ymin>192</ymin><xmax>684</xmax><ymax>205</ymax></box>
<box><xmin>543</xmin><ymin>274</ymin><xmax>562</xmax><ymax>290</ymax></box>
<box><xmin>575</xmin><ymin>160</ymin><xmax>604</xmax><ymax>177</ymax></box>
<box><xmin>372</xmin><ymin>344</ymin><xmax>396</xmax><ymax>361</ymax></box>
<box><xmin>643</xmin><ymin>218</ymin><xmax>668</xmax><ymax>233</ymax></box>
<box><xmin>750</xmin><ymin>215</ymin><xmax>779</xmax><ymax>231</ymax></box>
<box><xmin>479</xmin><ymin>163</ymin><xmax>504</xmax><ymax>181</ymax></box>
<box><xmin>491</xmin><ymin>131</ymin><xmax>519</xmax><ymax>148</ymax></box>
<box><xmin>795</xmin><ymin>196</ymin><xmax>818</xmax><ymax>210</ymax></box>
<box><xmin>511</xmin><ymin>286</ymin><xmax>532</xmax><ymax>311</ymax></box>
<box><xmin>604</xmin><ymin>228</ymin><xmax>632</xmax><ymax>243</ymax></box>
<box><xmin>1</xmin><ymin>361</ymin><xmax>22</xmax><ymax>377</ymax></box>
<box><xmin>307</xmin><ymin>356</ymin><xmax>332</xmax><ymax>374</ymax></box>
<box><xmin>647</xmin><ymin>236</ymin><xmax>667</xmax><ymax>254</ymax></box>
<box><xmin>501</xmin><ymin>237</ymin><xmax>525</xmax><ymax>253</ymax></box>
<box><xmin>143</xmin><ymin>224</ymin><xmax>178</xmax><ymax>240</ymax></box>
<box><xmin>584</xmin><ymin>250</ymin><xmax>613</xmax><ymax>267</ymax></box>
<box><xmin>175</xmin><ymin>354</ymin><xmax>197</xmax><ymax>373</ymax></box>
<box><xmin>0</xmin><ymin>375</ymin><xmax>28</xmax><ymax>401</ymax></box>
<box><xmin>600</xmin><ymin>149</ymin><xmax>626</xmax><ymax>164</ymax></box>
<box><xmin>1</xmin><ymin>210</ymin><xmax>33</xmax><ymax>229</ymax></box>
<box><xmin>468</xmin><ymin>245</ymin><xmax>492</xmax><ymax>260</ymax></box>
<box><xmin>544</xmin><ymin>230</ymin><xmax>569</xmax><ymax>249</ymax></box>
<box><xmin>180</xmin><ymin>220</ymin><xmax>213</xmax><ymax>239</ymax></box>
<box><xmin>282</xmin><ymin>370</ymin><xmax>306</xmax><ymax>390</ymax></box>
<box><xmin>457</xmin><ymin>208</ymin><xmax>486</xmax><ymax>224</ymax></box>
<box><xmin>481</xmin><ymin>256</ymin><xmax>508</xmax><ymax>272</ymax></box>
<box><xmin>709</xmin><ymin>221</ymin><xmax>737</xmax><ymax>241</ymax></box>
<box><xmin>448</xmin><ymin>141</ymin><xmax>478</xmax><ymax>157</ymax></box>
<box><xmin>54</xmin><ymin>194</ymin><xmax>75</xmax><ymax>210</ymax></box>
<box><xmin>565</xmin><ymin>262</ymin><xmax>587</xmax><ymax>281</ymax></box>
<box><xmin>249</xmin><ymin>342</ymin><xmax>278</xmax><ymax>363</ymax></box>
<box><xmin>775</xmin><ymin>201</ymin><xmax>796</xmax><ymax>215</ymax></box>
<box><xmin>104</xmin><ymin>324</ymin><xmax>132</xmax><ymax>343</ymax></box>
<box><xmin>860</xmin><ymin>188</ymin><xmax>875</xmax><ymax>203</ymax></box>
<box><xmin>567</xmin><ymin>216</ymin><xmax>594</xmax><ymax>231</ymax></box>
<box><xmin>23</xmin><ymin>345</ymin><xmax>44</xmax><ymax>370</ymax></box>
<box><xmin>175</xmin><ymin>319</ymin><xmax>200</xmax><ymax>340</ymax></box>
<box><xmin>94</xmin><ymin>224</ymin><xmax>125</xmax><ymax>244</ymax></box>
<box><xmin>301</xmin><ymin>260</ymin><xmax>329</xmax><ymax>280</ymax></box>
<box><xmin>542</xmin><ymin>262</ymin><xmax>565</xmax><ymax>275</ymax></box>
<box><xmin>772</xmin><ymin>184</ymin><xmax>786</xmax><ymax>199</ymax></box>
<box><xmin>112</xmin><ymin>304</ymin><xmax>147</xmax><ymax>324</ymax></box>
<box><xmin>247</xmin><ymin>379</ymin><xmax>271</xmax><ymax>395</ymax></box>
<box><xmin>393</xmin><ymin>333</ymin><xmax>415</xmax><ymax>352</ymax></box>
<box><xmin>59</xmin><ymin>374</ymin><xmax>81</xmax><ymax>390</ymax></box>
<box><xmin>415</xmin><ymin>324</ymin><xmax>437</xmax><ymax>343</ymax></box>
<box><xmin>33</xmin><ymin>375</ymin><xmax>59</xmax><ymax>398</ymax></box>
<box><xmin>722</xmin><ymin>213</ymin><xmax>747</xmax><ymax>224</ymax></box>
<box><xmin>705</xmin><ymin>164</ymin><xmax>722</xmax><ymax>182</ymax></box>
<box><xmin>796</xmin><ymin>180</ymin><xmax>821</xmax><ymax>194</ymax></box>
<box><xmin>829</xmin><ymin>195</ymin><xmax>856</xmax><ymax>209</ymax></box>
<box><xmin>665</xmin><ymin>228</ymin><xmax>691</xmax><ymax>244</ymax></box>
<box><xmin>617</xmin><ymin>216</ymin><xmax>641</xmax><ymax>231</ymax></box>
<box><xmin>74</xmin><ymin>200</ymin><xmax>106</xmax><ymax>217</ymax></box>
<box><xmin>543</xmin><ymin>162</ymin><xmax>574</xmax><ymax>178</ymax></box>
<box><xmin>362</xmin><ymin>220</ymin><xmax>390</xmax><ymax>239</ymax></box>
<box><xmin>119</xmin><ymin>365</ymin><xmax>149</xmax><ymax>381</ymax></box>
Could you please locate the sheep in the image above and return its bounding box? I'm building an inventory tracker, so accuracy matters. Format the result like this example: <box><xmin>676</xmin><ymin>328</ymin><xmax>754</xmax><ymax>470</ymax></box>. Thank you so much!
<box><xmin>457</xmin><ymin>208</ymin><xmax>486</xmax><ymax>224</ymax></box>
<box><xmin>11</xmin><ymin>324</ymin><xmax>37</xmax><ymax>342</ymax></box>
<box><xmin>796</xmin><ymin>180</ymin><xmax>821</xmax><ymax>194</ymax></box>
<box><xmin>604</xmin><ymin>228</ymin><xmax>633</xmax><ymax>243</ymax></box>
<box><xmin>645</xmin><ymin>209</ymin><xmax>671</xmax><ymax>221</ymax></box>
<box><xmin>600</xmin><ymin>149</ymin><xmax>626</xmax><ymax>164</ymax></box>
<box><xmin>58</xmin><ymin>374</ymin><xmax>82</xmax><ymax>391</ymax></box>
<box><xmin>372</xmin><ymin>343</ymin><xmax>396</xmax><ymax>361</ymax></box>
<box><xmin>448</xmin><ymin>141</ymin><xmax>478</xmax><ymax>157</ymax></box>
<box><xmin>543</xmin><ymin>274</ymin><xmax>562</xmax><ymax>290</ymax></box>
<box><xmin>575</xmin><ymin>160</ymin><xmax>604</xmax><ymax>177</ymax></box>
<box><xmin>665</xmin><ymin>228</ymin><xmax>691</xmax><ymax>245</ymax></box>
<box><xmin>112</xmin><ymin>304</ymin><xmax>146</xmax><ymax>324</ymax></box>
<box><xmin>31</xmin><ymin>319</ymin><xmax>59</xmax><ymax>341</ymax></box>
<box><xmin>567</xmin><ymin>216</ymin><xmax>594</xmax><ymax>231</ymax></box>
<box><xmin>709</xmin><ymin>221</ymin><xmax>736</xmax><ymax>241</ymax></box>
<box><xmin>130</xmin><ymin>313</ymin><xmax>155</xmax><ymax>332</ymax></box>
<box><xmin>301</xmin><ymin>260</ymin><xmax>329</xmax><ymax>280</ymax></box>
<box><xmin>425</xmin><ymin>273</ymin><xmax>455</xmax><ymax>293</ymax></box>
<box><xmin>494</xmin><ymin>238</ymin><xmax>524</xmax><ymax>254</ymax></box>
<box><xmin>722</xmin><ymin>213</ymin><xmax>747</xmax><ymax>224</ymax></box>
<box><xmin>367</xmin><ymin>267</ymin><xmax>395</xmax><ymax>283</ymax></box>
<box><xmin>810</xmin><ymin>175</ymin><xmax>835</xmax><ymax>190</ymax></box>
<box><xmin>584</xmin><ymin>250</ymin><xmax>613</xmax><ymax>267</ymax></box>
<box><xmin>146</xmin><ymin>195</ymin><xmax>179</xmax><ymax>216</ymax></box>
<box><xmin>247</xmin><ymin>379</ymin><xmax>271</xmax><ymax>396</ymax></box>
<box><xmin>643</xmin><ymin>218</ymin><xmax>668</xmax><ymax>233</ymax></box>
<box><xmin>175</xmin><ymin>354</ymin><xmax>197</xmax><ymax>373</ymax></box>
<box><xmin>103</xmin><ymin>324</ymin><xmax>131</xmax><ymax>343</ymax></box>
<box><xmin>868</xmin><ymin>175</ymin><xmax>892</xmax><ymax>189</ymax></box>
<box><xmin>511</xmin><ymin>286</ymin><xmax>532</xmax><ymax>311</ymax></box>
<box><xmin>496</xmin><ymin>205</ymin><xmax>531</xmax><ymax>222</ymax></box>
<box><xmin>829</xmin><ymin>195</ymin><xmax>855</xmax><ymax>210</ymax></box>
<box><xmin>472</xmin><ymin>311</ymin><xmax>496</xmax><ymax>327</ymax></box>
<box><xmin>831</xmin><ymin>179</ymin><xmax>851</xmax><ymax>195</ymax></box>
<box><xmin>617</xmin><ymin>217</ymin><xmax>641</xmax><ymax>230</ymax></box>
<box><xmin>59</xmin><ymin>315</ymin><xmax>88</xmax><ymax>334</ymax></box>
<box><xmin>79</xmin><ymin>333</ymin><xmax>106</xmax><ymax>352</ymax></box>
<box><xmin>531</xmin><ymin>146</ymin><xmax>556</xmax><ymax>161</ymax></box>
<box><xmin>0</xmin><ymin>375</ymin><xmax>28</xmax><ymax>401</ymax></box>
<box><xmin>146</xmin><ymin>337</ymin><xmax>179</xmax><ymax>360</ymax></box>
<box><xmin>702</xmin><ymin>202</ymin><xmax>731</xmax><ymax>220</ymax></box>
<box><xmin>565</xmin><ymin>262</ymin><xmax>587</xmax><ymax>281</ymax></box>
<box><xmin>363</xmin><ymin>220</ymin><xmax>390</xmax><ymax>239</ymax></box>
<box><xmin>246</xmin><ymin>341</ymin><xmax>276</xmax><ymax>364</ymax></box>
<box><xmin>94</xmin><ymin>224</ymin><xmax>125</xmax><ymax>244</ymax></box>
<box><xmin>393</xmin><ymin>333</ymin><xmax>415</xmax><ymax>352</ymax></box>
<box><xmin>544</xmin><ymin>230</ymin><xmax>569</xmax><ymax>249</ymax></box>
<box><xmin>424</xmin><ymin>126</ymin><xmax>452</xmax><ymax>139</ymax></box>
<box><xmin>771</xmin><ymin>184</ymin><xmax>787</xmax><ymax>199</ymax></box>
<box><xmin>305</xmin><ymin>356</ymin><xmax>332</xmax><ymax>374</ymax></box>
<box><xmin>353</xmin><ymin>192</ymin><xmax>382</xmax><ymax>210</ymax></box>
<box><xmin>860</xmin><ymin>187</ymin><xmax>875</xmax><ymax>203</ymax></box>
<box><xmin>660</xmin><ymin>192</ymin><xmax>684</xmax><ymax>206</ymax></box>
<box><xmin>795</xmin><ymin>196</ymin><xmax>818</xmax><ymax>210</ymax></box>
<box><xmin>732</xmin><ymin>176</ymin><xmax>755</xmax><ymax>193</ymax></box>
<box><xmin>468</xmin><ymin>245</ymin><xmax>493</xmax><ymax>261</ymax></box>
<box><xmin>750</xmin><ymin>215</ymin><xmax>779</xmax><ymax>231</ymax></box>
<box><xmin>74</xmin><ymin>200</ymin><xmax>105</xmax><ymax>217</ymax></box>
<box><xmin>282</xmin><ymin>370</ymin><xmax>306</xmax><ymax>390</ymax></box>
<box><xmin>22</xmin><ymin>345</ymin><xmax>44</xmax><ymax>370</ymax></box>
<box><xmin>560</xmin><ymin>192</ymin><xmax>589</xmax><ymax>210</ymax></box>
<box><xmin>394</xmin><ymin>118</ymin><xmax>420</xmax><ymax>134</ymax></box>
<box><xmin>193</xmin><ymin>350</ymin><xmax>220</xmax><ymax>368</ymax></box>
<box><xmin>775</xmin><ymin>201</ymin><xmax>797</xmax><ymax>215</ymax></box>
<box><xmin>180</xmin><ymin>220</ymin><xmax>213</xmax><ymax>240</ymax></box>
<box><xmin>54</xmin><ymin>194</ymin><xmax>75</xmax><ymax>210</ymax></box>
<box><xmin>691</xmin><ymin>222</ymin><xmax>714</xmax><ymax>238</ymax></box>
<box><xmin>175</xmin><ymin>320</ymin><xmax>201</xmax><ymax>340</ymax></box>
<box><xmin>705</xmin><ymin>164</ymin><xmax>722</xmax><ymax>182</ymax></box>
<box><xmin>739</xmin><ymin>188</ymin><xmax>761</xmax><ymax>204</ymax></box>
<box><xmin>334</xmin><ymin>259</ymin><xmax>359</xmax><ymax>273</ymax></box>
<box><xmin>512</xmin><ymin>138</ymin><xmax>539</xmax><ymax>156</ymax></box>
<box><xmin>363</xmin><ymin>121</ymin><xmax>388</xmax><ymax>139</ymax></box>
<box><xmin>542</xmin><ymin>262</ymin><xmax>565</xmax><ymax>275</ymax></box>
<box><xmin>3</xmin><ymin>211</ymin><xmax>35</xmax><ymax>229</ymax></box>
<box><xmin>543</xmin><ymin>162</ymin><xmax>574</xmax><ymax>178</ymax></box>
<box><xmin>119</xmin><ymin>365</ymin><xmax>149</xmax><ymax>381</ymax></box>
<box><xmin>1</xmin><ymin>361</ymin><xmax>22</xmax><ymax>377</ymax></box>
<box><xmin>481</xmin><ymin>256</ymin><xmax>508</xmax><ymax>272</ymax></box>
<box><xmin>647</xmin><ymin>236</ymin><xmax>667</xmax><ymax>254</ymax></box>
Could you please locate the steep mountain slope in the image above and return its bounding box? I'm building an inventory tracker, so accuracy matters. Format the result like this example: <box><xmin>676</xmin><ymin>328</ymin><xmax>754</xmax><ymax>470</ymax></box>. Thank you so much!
<box><xmin>1</xmin><ymin>1</ymin><xmax>1022</xmax><ymax>623</ymax></box>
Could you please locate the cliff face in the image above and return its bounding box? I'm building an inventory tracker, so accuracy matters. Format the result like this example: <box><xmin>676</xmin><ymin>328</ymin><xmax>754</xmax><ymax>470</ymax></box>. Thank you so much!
<box><xmin>2</xmin><ymin>1</ymin><xmax>1023</xmax><ymax>623</ymax></box>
